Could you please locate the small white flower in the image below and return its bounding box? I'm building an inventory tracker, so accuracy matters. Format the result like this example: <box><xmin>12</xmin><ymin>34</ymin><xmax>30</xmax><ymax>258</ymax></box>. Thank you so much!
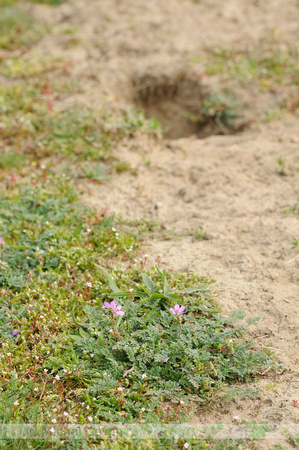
<box><xmin>103</xmin><ymin>372</ymin><xmax>107</xmax><ymax>376</ymax></box>
<box><xmin>7</xmin><ymin>353</ymin><xmax>11</xmax><ymax>357</ymax></box>
<box><xmin>13</xmin><ymin>401</ymin><xmax>19</xmax><ymax>406</ymax></box>
<box><xmin>87</xmin><ymin>416</ymin><xmax>93</xmax><ymax>423</ymax></box>
<box><xmin>86</xmin><ymin>228</ymin><xmax>92</xmax><ymax>233</ymax></box>
<box><xmin>117</xmin><ymin>387</ymin><xmax>123</xmax><ymax>392</ymax></box>
<box><xmin>63</xmin><ymin>412</ymin><xmax>68</xmax><ymax>417</ymax></box>
<box><xmin>144</xmin><ymin>254</ymin><xmax>148</xmax><ymax>258</ymax></box>
<box><xmin>34</xmin><ymin>388</ymin><xmax>38</xmax><ymax>392</ymax></box>
<box><xmin>49</xmin><ymin>427</ymin><xmax>55</xmax><ymax>433</ymax></box>
<box><xmin>86</xmin><ymin>406</ymin><xmax>90</xmax><ymax>411</ymax></box>
<box><xmin>184</xmin><ymin>444</ymin><xmax>189</xmax><ymax>449</ymax></box>
<box><xmin>142</xmin><ymin>374</ymin><xmax>147</xmax><ymax>379</ymax></box>
<box><xmin>129</xmin><ymin>288</ymin><xmax>134</xmax><ymax>293</ymax></box>
<box><xmin>180</xmin><ymin>400</ymin><xmax>184</xmax><ymax>406</ymax></box>
<box><xmin>40</xmin><ymin>164</ymin><xmax>46</xmax><ymax>170</ymax></box>
<box><xmin>44</xmin><ymin>369</ymin><xmax>48</xmax><ymax>374</ymax></box>
<box><xmin>35</xmin><ymin>356</ymin><xmax>39</xmax><ymax>360</ymax></box>
<box><xmin>54</xmin><ymin>375</ymin><xmax>60</xmax><ymax>381</ymax></box>
<box><xmin>52</xmin><ymin>418</ymin><xmax>57</xmax><ymax>423</ymax></box>
<box><xmin>111</xmin><ymin>227</ymin><xmax>116</xmax><ymax>232</ymax></box>
<box><xmin>81</xmin><ymin>402</ymin><xmax>85</xmax><ymax>407</ymax></box>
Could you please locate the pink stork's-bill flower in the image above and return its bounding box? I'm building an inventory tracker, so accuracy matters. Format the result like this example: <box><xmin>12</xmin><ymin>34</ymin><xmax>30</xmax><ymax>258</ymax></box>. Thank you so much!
<box><xmin>170</xmin><ymin>304</ymin><xmax>185</xmax><ymax>315</ymax></box>
<box><xmin>103</xmin><ymin>301</ymin><xmax>125</xmax><ymax>316</ymax></box>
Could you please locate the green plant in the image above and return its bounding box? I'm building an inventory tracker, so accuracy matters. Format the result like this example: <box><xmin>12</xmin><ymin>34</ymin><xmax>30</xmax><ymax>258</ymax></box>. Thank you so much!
<box><xmin>82</xmin><ymin>164</ymin><xmax>109</xmax><ymax>183</ymax></box>
<box><xmin>285</xmin><ymin>196</ymin><xmax>299</xmax><ymax>214</ymax></box>
<box><xmin>67</xmin><ymin>267</ymin><xmax>273</xmax><ymax>424</ymax></box>
<box><xmin>263</xmin><ymin>106</ymin><xmax>285</xmax><ymax>123</ymax></box>
<box><xmin>244</xmin><ymin>421</ymin><xmax>272</xmax><ymax>440</ymax></box>
<box><xmin>29</xmin><ymin>0</ymin><xmax>67</xmax><ymax>5</ymax></box>
<box><xmin>141</xmin><ymin>152</ymin><xmax>151</xmax><ymax>167</ymax></box>
<box><xmin>201</xmin><ymin>91</ymin><xmax>240</xmax><ymax>133</ymax></box>
<box><xmin>187</xmin><ymin>226</ymin><xmax>207</xmax><ymax>241</ymax></box>
<box><xmin>122</xmin><ymin>109</ymin><xmax>163</xmax><ymax>137</ymax></box>
<box><xmin>276</xmin><ymin>156</ymin><xmax>287</xmax><ymax>175</ymax></box>
<box><xmin>0</xmin><ymin>83</ymin><xmax>163</xmax><ymax>171</ymax></box>
<box><xmin>113</xmin><ymin>161</ymin><xmax>134</xmax><ymax>173</ymax></box>
<box><xmin>0</xmin><ymin>180</ymin><xmax>137</xmax><ymax>290</ymax></box>
<box><xmin>0</xmin><ymin>149</ymin><xmax>27</xmax><ymax>170</ymax></box>
<box><xmin>202</xmin><ymin>46</ymin><xmax>299</xmax><ymax>87</ymax></box>
<box><xmin>287</xmin><ymin>432</ymin><xmax>299</xmax><ymax>446</ymax></box>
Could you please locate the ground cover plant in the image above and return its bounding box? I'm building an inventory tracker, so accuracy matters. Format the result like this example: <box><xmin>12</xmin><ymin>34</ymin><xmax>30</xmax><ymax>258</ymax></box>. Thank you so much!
<box><xmin>0</xmin><ymin>176</ymin><xmax>276</xmax><ymax>448</ymax></box>
<box><xmin>0</xmin><ymin>80</ymin><xmax>161</xmax><ymax>175</ymax></box>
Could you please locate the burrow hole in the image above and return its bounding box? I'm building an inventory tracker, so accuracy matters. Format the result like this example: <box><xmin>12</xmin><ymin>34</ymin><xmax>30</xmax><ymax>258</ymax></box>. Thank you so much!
<box><xmin>132</xmin><ymin>72</ymin><xmax>243</xmax><ymax>139</ymax></box>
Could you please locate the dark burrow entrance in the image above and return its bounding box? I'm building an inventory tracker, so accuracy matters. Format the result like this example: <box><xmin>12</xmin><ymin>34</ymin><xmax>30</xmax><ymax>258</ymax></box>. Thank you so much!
<box><xmin>132</xmin><ymin>71</ymin><xmax>243</xmax><ymax>139</ymax></box>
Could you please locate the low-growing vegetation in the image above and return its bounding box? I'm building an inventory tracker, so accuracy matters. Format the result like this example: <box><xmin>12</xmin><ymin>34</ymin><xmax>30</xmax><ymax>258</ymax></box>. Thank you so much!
<box><xmin>201</xmin><ymin>46</ymin><xmax>299</xmax><ymax>87</ymax></box>
<box><xmin>192</xmin><ymin>44</ymin><xmax>299</xmax><ymax>121</ymax></box>
<box><xmin>0</xmin><ymin>177</ymin><xmax>277</xmax><ymax>448</ymax></box>
<box><xmin>0</xmin><ymin>80</ymin><xmax>161</xmax><ymax>173</ymax></box>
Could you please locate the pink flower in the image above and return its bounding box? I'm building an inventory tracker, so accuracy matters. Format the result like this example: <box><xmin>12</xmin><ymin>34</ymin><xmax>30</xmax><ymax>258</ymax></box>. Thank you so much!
<box><xmin>0</xmin><ymin>237</ymin><xmax>2</xmax><ymax>244</ymax></box>
<box><xmin>103</xmin><ymin>301</ymin><xmax>124</xmax><ymax>316</ymax></box>
<box><xmin>170</xmin><ymin>305</ymin><xmax>185</xmax><ymax>315</ymax></box>
<box><xmin>162</xmin><ymin>358</ymin><xmax>169</xmax><ymax>363</ymax></box>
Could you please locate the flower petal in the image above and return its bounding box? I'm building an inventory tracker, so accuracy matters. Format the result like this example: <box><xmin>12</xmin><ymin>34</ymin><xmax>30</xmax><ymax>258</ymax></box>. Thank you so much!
<box><xmin>110</xmin><ymin>301</ymin><xmax>116</xmax><ymax>308</ymax></box>
<box><xmin>174</xmin><ymin>304</ymin><xmax>180</xmax><ymax>312</ymax></box>
<box><xmin>169</xmin><ymin>308</ymin><xmax>175</xmax><ymax>315</ymax></box>
<box><xmin>178</xmin><ymin>306</ymin><xmax>185</xmax><ymax>314</ymax></box>
<box><xmin>103</xmin><ymin>302</ymin><xmax>110</xmax><ymax>309</ymax></box>
<box><xmin>116</xmin><ymin>310</ymin><xmax>125</xmax><ymax>316</ymax></box>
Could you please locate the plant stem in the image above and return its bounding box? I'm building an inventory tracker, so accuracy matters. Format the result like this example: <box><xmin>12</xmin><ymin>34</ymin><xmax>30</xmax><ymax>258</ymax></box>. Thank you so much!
<box><xmin>178</xmin><ymin>319</ymin><xmax>182</xmax><ymax>339</ymax></box>
<box><xmin>111</xmin><ymin>314</ymin><xmax>122</xmax><ymax>341</ymax></box>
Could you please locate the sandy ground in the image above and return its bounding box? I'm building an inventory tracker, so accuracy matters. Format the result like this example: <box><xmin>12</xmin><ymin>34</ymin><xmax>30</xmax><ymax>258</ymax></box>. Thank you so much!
<box><xmin>29</xmin><ymin>0</ymin><xmax>299</xmax><ymax>446</ymax></box>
